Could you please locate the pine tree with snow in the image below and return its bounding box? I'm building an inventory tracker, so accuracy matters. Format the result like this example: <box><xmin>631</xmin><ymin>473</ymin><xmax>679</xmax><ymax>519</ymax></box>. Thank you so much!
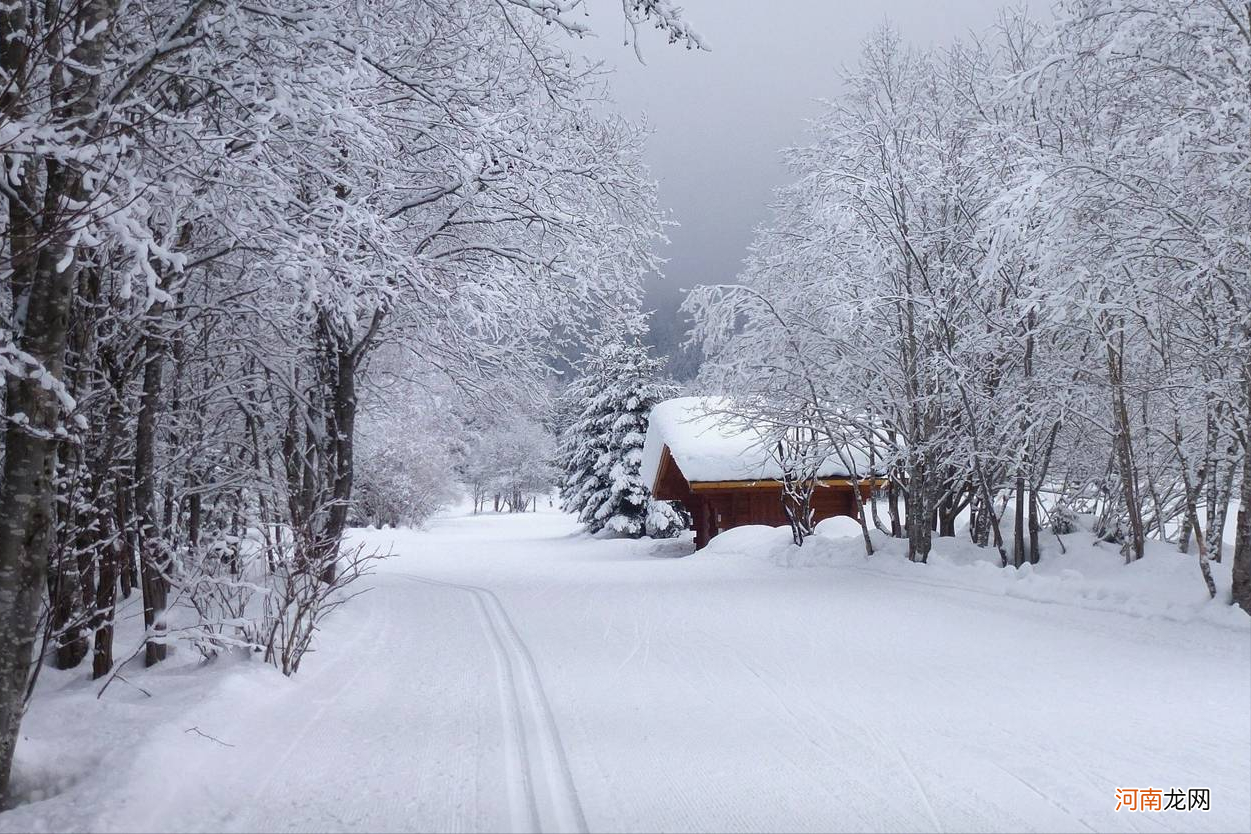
<box><xmin>560</xmin><ymin>330</ymin><xmax>688</xmax><ymax>538</ymax></box>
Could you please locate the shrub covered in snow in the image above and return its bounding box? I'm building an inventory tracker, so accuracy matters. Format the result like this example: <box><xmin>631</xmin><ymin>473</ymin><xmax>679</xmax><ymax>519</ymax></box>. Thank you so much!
<box><xmin>1050</xmin><ymin>501</ymin><xmax>1080</xmax><ymax>536</ymax></box>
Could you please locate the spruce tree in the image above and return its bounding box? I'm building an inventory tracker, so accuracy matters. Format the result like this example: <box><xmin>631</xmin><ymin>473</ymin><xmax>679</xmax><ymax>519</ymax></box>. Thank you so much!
<box><xmin>559</xmin><ymin>331</ymin><xmax>688</xmax><ymax>538</ymax></box>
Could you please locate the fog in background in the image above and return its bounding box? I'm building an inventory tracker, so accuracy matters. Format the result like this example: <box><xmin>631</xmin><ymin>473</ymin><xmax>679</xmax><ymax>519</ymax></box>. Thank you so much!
<box><xmin>570</xmin><ymin>0</ymin><xmax>1049</xmax><ymax>378</ymax></box>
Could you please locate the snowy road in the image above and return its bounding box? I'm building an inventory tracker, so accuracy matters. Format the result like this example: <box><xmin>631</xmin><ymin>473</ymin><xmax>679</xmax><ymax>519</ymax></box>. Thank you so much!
<box><xmin>3</xmin><ymin>507</ymin><xmax>1249</xmax><ymax>833</ymax></box>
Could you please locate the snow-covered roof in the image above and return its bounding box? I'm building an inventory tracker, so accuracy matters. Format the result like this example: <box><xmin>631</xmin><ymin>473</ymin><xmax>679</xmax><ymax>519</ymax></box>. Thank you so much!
<box><xmin>640</xmin><ymin>397</ymin><xmax>873</xmax><ymax>489</ymax></box>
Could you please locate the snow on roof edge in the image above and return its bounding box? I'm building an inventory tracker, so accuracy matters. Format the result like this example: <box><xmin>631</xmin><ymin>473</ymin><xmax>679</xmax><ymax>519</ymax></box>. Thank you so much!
<box><xmin>640</xmin><ymin>397</ymin><xmax>873</xmax><ymax>491</ymax></box>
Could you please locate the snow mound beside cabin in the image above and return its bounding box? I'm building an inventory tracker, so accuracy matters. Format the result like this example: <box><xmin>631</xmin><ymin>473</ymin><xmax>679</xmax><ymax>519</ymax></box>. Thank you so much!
<box><xmin>700</xmin><ymin>524</ymin><xmax>861</xmax><ymax>569</ymax></box>
<box><xmin>699</xmin><ymin>521</ymin><xmax>1249</xmax><ymax>630</ymax></box>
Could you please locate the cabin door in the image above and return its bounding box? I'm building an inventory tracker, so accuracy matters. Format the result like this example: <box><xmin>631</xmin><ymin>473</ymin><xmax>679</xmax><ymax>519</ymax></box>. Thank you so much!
<box><xmin>699</xmin><ymin>496</ymin><xmax>720</xmax><ymax>549</ymax></box>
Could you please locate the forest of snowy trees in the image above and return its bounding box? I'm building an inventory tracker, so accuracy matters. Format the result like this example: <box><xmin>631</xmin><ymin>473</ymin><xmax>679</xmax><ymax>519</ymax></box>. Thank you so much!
<box><xmin>0</xmin><ymin>0</ymin><xmax>702</xmax><ymax>799</ymax></box>
<box><xmin>689</xmin><ymin>3</ymin><xmax>1250</xmax><ymax>610</ymax></box>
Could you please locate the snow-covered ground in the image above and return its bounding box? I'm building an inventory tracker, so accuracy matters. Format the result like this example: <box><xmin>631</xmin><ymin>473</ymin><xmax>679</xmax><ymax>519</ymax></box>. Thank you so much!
<box><xmin>3</xmin><ymin>505</ymin><xmax>1249</xmax><ymax>833</ymax></box>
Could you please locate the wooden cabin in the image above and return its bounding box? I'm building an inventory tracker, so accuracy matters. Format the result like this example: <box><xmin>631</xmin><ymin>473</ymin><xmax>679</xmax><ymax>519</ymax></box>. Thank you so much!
<box><xmin>640</xmin><ymin>398</ymin><xmax>882</xmax><ymax>549</ymax></box>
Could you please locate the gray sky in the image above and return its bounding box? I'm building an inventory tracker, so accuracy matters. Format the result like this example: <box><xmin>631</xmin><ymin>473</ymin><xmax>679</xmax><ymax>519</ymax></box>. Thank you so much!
<box><xmin>570</xmin><ymin>0</ymin><xmax>1046</xmax><ymax>376</ymax></box>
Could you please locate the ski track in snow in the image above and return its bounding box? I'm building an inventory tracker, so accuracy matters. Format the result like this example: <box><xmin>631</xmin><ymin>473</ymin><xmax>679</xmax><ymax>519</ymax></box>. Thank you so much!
<box><xmin>3</xmin><ymin>505</ymin><xmax>1249</xmax><ymax>833</ymax></box>
<box><xmin>398</xmin><ymin>574</ymin><xmax>587</xmax><ymax>834</ymax></box>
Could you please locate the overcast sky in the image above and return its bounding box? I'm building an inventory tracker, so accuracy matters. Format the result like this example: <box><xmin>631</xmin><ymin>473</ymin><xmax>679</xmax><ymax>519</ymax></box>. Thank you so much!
<box><xmin>569</xmin><ymin>0</ymin><xmax>1047</xmax><ymax>376</ymax></box>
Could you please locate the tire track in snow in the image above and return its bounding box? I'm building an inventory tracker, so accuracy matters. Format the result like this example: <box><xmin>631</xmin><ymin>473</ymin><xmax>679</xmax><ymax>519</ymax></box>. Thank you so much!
<box><xmin>400</xmin><ymin>574</ymin><xmax>587</xmax><ymax>834</ymax></box>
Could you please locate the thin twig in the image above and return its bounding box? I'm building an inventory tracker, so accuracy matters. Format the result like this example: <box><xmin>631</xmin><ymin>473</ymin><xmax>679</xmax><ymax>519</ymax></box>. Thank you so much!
<box><xmin>185</xmin><ymin>726</ymin><xmax>235</xmax><ymax>747</ymax></box>
<box><xmin>111</xmin><ymin>673</ymin><xmax>153</xmax><ymax>698</ymax></box>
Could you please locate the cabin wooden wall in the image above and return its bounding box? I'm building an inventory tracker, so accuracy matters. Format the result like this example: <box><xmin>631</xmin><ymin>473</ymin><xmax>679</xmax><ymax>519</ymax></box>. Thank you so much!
<box><xmin>685</xmin><ymin>483</ymin><xmax>869</xmax><ymax>549</ymax></box>
<box><xmin>654</xmin><ymin>445</ymin><xmax>874</xmax><ymax>549</ymax></box>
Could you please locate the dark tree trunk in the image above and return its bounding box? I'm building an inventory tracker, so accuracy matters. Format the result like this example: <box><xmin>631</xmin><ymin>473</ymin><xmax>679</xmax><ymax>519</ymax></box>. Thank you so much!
<box><xmin>778</xmin><ymin>440</ymin><xmax>817</xmax><ymax>548</ymax></box>
<box><xmin>1180</xmin><ymin>462</ymin><xmax>1206</xmax><ymax>554</ymax></box>
<box><xmin>1020</xmin><ymin>321</ymin><xmax>1038</xmax><ymax>567</ymax></box>
<box><xmin>0</xmin><ymin>146</ymin><xmax>95</xmax><ymax>804</ymax></box>
<box><xmin>0</xmin><ymin>0</ymin><xmax>127</xmax><ymax>780</ymax></box>
<box><xmin>887</xmin><ymin>477</ymin><xmax>902</xmax><ymax>538</ymax></box>
<box><xmin>116</xmin><ymin>473</ymin><xmax>137</xmax><ymax>599</ymax></box>
<box><xmin>1206</xmin><ymin>442</ymin><xmax>1236</xmax><ymax>563</ymax></box>
<box><xmin>848</xmin><ymin>477</ymin><xmax>874</xmax><ymax>556</ymax></box>
<box><xmin>1028</xmin><ymin>482</ymin><xmax>1040</xmax><ymax>565</ymax></box>
<box><xmin>91</xmin><ymin>519</ymin><xmax>119</xmax><ymax>680</ymax></box>
<box><xmin>1013</xmin><ymin>473</ymin><xmax>1026</xmax><ymax>569</ymax></box>
<box><xmin>48</xmin><ymin>267</ymin><xmax>98</xmax><ymax>671</ymax></box>
<box><xmin>49</xmin><ymin>540</ymin><xmax>89</xmax><ymax>670</ymax></box>
<box><xmin>69</xmin><ymin>537</ymin><xmax>98</xmax><ymax>667</ymax></box>
<box><xmin>1179</xmin><ymin>463</ymin><xmax>1218</xmax><ymax>599</ymax></box>
<box><xmin>1107</xmin><ymin>334</ymin><xmax>1145</xmax><ymax>562</ymax></box>
<box><xmin>0</xmin><ymin>0</ymin><xmax>44</xmax><ymax>789</ymax></box>
<box><xmin>969</xmin><ymin>489</ymin><xmax>989</xmax><ymax>547</ymax></box>
<box><xmin>937</xmin><ymin>488</ymin><xmax>958</xmax><ymax>538</ymax></box>
<box><xmin>906</xmin><ymin>461</ymin><xmax>932</xmax><ymax>564</ymax></box>
<box><xmin>0</xmin><ymin>213</ymin><xmax>75</xmax><ymax>796</ymax></box>
<box><xmin>188</xmin><ymin>493</ymin><xmax>202</xmax><ymax>550</ymax></box>
<box><xmin>314</xmin><ymin>336</ymin><xmax>358</xmax><ymax>583</ymax></box>
<box><xmin>135</xmin><ymin>295</ymin><xmax>171</xmax><ymax>667</ymax></box>
<box><xmin>1232</xmin><ymin>468</ymin><xmax>1251</xmax><ymax>613</ymax></box>
<box><xmin>1231</xmin><ymin>362</ymin><xmax>1251</xmax><ymax>614</ymax></box>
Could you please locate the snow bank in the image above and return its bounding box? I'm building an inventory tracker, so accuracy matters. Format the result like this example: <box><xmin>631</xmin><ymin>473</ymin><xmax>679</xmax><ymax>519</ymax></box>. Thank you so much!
<box><xmin>700</xmin><ymin>523</ymin><xmax>854</xmax><ymax>569</ymax></box>
<box><xmin>1</xmin><ymin>630</ymin><xmax>275</xmax><ymax>829</ymax></box>
<box><xmin>698</xmin><ymin>519</ymin><xmax>1250</xmax><ymax>630</ymax></box>
<box><xmin>698</xmin><ymin>524</ymin><xmax>790</xmax><ymax>562</ymax></box>
<box><xmin>639</xmin><ymin>397</ymin><xmax>871</xmax><ymax>489</ymax></box>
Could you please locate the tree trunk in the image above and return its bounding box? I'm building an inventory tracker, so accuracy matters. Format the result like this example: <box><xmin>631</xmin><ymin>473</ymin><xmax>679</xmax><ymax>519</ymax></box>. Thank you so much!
<box><xmin>1180</xmin><ymin>461</ymin><xmax>1206</xmax><ymax>554</ymax></box>
<box><xmin>906</xmin><ymin>461</ymin><xmax>932</xmax><ymax>563</ymax></box>
<box><xmin>1180</xmin><ymin>470</ymin><xmax>1218</xmax><ymax>600</ymax></box>
<box><xmin>135</xmin><ymin>296</ymin><xmax>171</xmax><ymax>667</ymax></box>
<box><xmin>1232</xmin><ymin>464</ymin><xmax>1251</xmax><ymax>613</ymax></box>
<box><xmin>1167</xmin><ymin>414</ymin><xmax>1219</xmax><ymax>600</ymax></box>
<box><xmin>969</xmin><ymin>489</ymin><xmax>989</xmax><ymax>547</ymax></box>
<box><xmin>117</xmin><ymin>473</ymin><xmax>137</xmax><ymax>599</ymax></box>
<box><xmin>314</xmin><ymin>337</ymin><xmax>358</xmax><ymax>583</ymax></box>
<box><xmin>0</xmin><ymin>204</ymin><xmax>77</xmax><ymax>804</ymax></box>
<box><xmin>936</xmin><ymin>477</ymin><xmax>960</xmax><ymax>538</ymax></box>
<box><xmin>91</xmin><ymin>519</ymin><xmax>119</xmax><ymax>680</ymax></box>
<box><xmin>0</xmin><ymin>0</ymin><xmax>124</xmax><ymax>787</ymax></box>
<box><xmin>1231</xmin><ymin>362</ymin><xmax>1251</xmax><ymax>614</ymax></box>
<box><xmin>848</xmin><ymin>476</ymin><xmax>874</xmax><ymax>557</ymax></box>
<box><xmin>48</xmin><ymin>269</ymin><xmax>98</xmax><ymax>671</ymax></box>
<box><xmin>1207</xmin><ymin>445</ymin><xmax>1236</xmax><ymax>563</ymax></box>
<box><xmin>1107</xmin><ymin>334</ymin><xmax>1145</xmax><ymax>562</ymax></box>
<box><xmin>1028</xmin><ymin>482</ymin><xmax>1040</xmax><ymax>565</ymax></box>
<box><xmin>1013</xmin><ymin>472</ymin><xmax>1026</xmax><ymax>569</ymax></box>
<box><xmin>188</xmin><ymin>493</ymin><xmax>202</xmax><ymax>550</ymax></box>
<box><xmin>49</xmin><ymin>541</ymin><xmax>88</xmax><ymax>669</ymax></box>
<box><xmin>1022</xmin><ymin>321</ymin><xmax>1039</xmax><ymax>566</ymax></box>
<box><xmin>887</xmin><ymin>475</ymin><xmax>902</xmax><ymax>538</ymax></box>
<box><xmin>0</xmin><ymin>160</ymin><xmax>89</xmax><ymax>806</ymax></box>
